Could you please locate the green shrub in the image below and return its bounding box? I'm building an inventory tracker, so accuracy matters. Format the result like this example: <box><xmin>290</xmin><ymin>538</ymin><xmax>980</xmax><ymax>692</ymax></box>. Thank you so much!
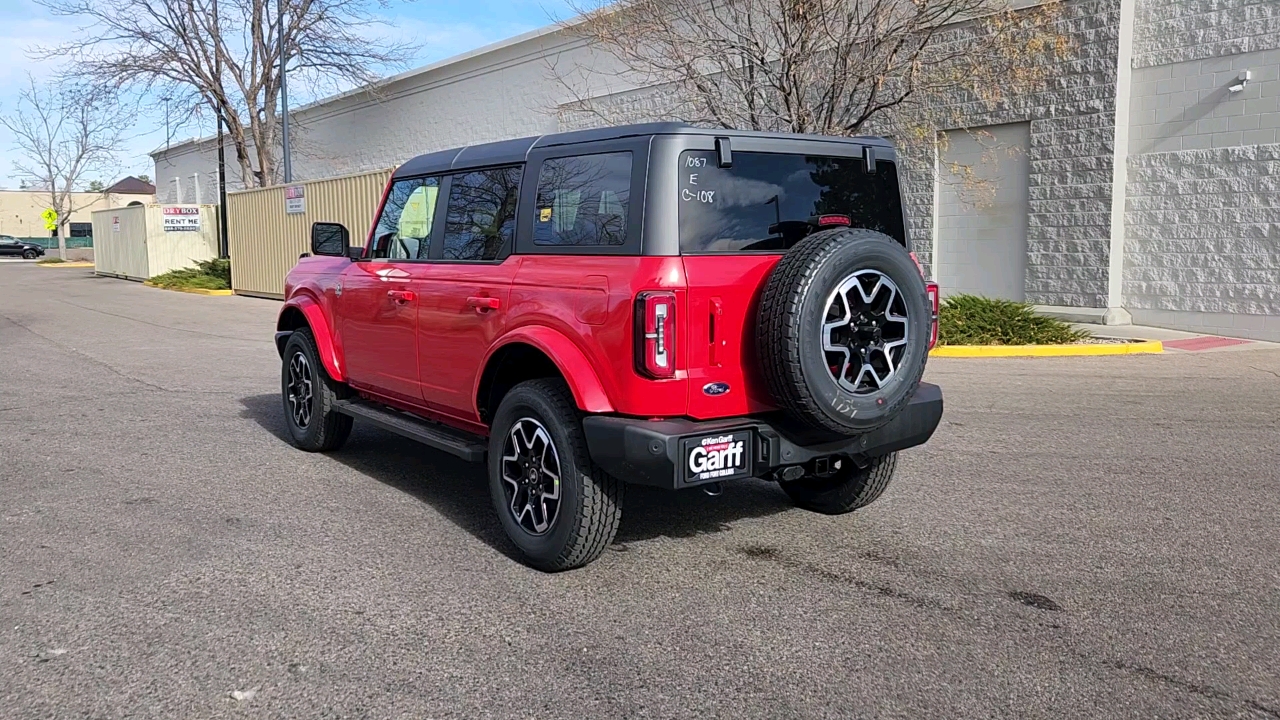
<box><xmin>148</xmin><ymin>258</ymin><xmax>232</xmax><ymax>290</ymax></box>
<box><xmin>937</xmin><ymin>294</ymin><xmax>1088</xmax><ymax>346</ymax></box>
<box><xmin>195</xmin><ymin>257</ymin><xmax>231</xmax><ymax>285</ymax></box>
<box><xmin>36</xmin><ymin>257</ymin><xmax>66</xmax><ymax>264</ymax></box>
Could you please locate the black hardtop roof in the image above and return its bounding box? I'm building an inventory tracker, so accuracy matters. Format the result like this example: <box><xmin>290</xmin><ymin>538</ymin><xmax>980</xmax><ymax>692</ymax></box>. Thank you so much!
<box><xmin>391</xmin><ymin>123</ymin><xmax>892</xmax><ymax>179</ymax></box>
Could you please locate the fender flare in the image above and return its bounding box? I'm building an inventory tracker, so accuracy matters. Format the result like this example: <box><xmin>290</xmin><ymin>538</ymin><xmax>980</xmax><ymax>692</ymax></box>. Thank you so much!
<box><xmin>278</xmin><ymin>294</ymin><xmax>345</xmax><ymax>382</ymax></box>
<box><xmin>478</xmin><ymin>326</ymin><xmax>614</xmax><ymax>414</ymax></box>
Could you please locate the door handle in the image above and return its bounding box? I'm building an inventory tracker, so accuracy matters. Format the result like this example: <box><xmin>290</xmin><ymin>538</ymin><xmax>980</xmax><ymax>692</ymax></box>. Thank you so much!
<box><xmin>467</xmin><ymin>296</ymin><xmax>501</xmax><ymax>312</ymax></box>
<box><xmin>387</xmin><ymin>289</ymin><xmax>416</xmax><ymax>303</ymax></box>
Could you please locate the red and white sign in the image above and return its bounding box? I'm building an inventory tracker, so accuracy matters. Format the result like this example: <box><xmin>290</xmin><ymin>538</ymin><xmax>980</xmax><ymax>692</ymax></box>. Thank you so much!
<box><xmin>111</xmin><ymin>216</ymin><xmax>120</xmax><ymax>232</ymax></box>
<box><xmin>285</xmin><ymin>185</ymin><xmax>306</xmax><ymax>214</ymax></box>
<box><xmin>162</xmin><ymin>206</ymin><xmax>201</xmax><ymax>232</ymax></box>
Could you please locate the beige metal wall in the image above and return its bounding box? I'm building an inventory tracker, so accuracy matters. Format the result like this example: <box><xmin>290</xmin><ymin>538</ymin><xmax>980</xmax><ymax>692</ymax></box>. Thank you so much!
<box><xmin>92</xmin><ymin>205</ymin><xmax>149</xmax><ymax>280</ymax></box>
<box><xmin>227</xmin><ymin>169</ymin><xmax>391</xmax><ymax>298</ymax></box>
<box><xmin>90</xmin><ymin>204</ymin><xmax>220</xmax><ymax>281</ymax></box>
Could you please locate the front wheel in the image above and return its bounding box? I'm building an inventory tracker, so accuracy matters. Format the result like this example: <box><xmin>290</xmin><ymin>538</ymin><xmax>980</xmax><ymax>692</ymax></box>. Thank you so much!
<box><xmin>22</xmin><ymin>250</ymin><xmax>37</xmax><ymax>260</ymax></box>
<box><xmin>781</xmin><ymin>453</ymin><xmax>898</xmax><ymax>515</ymax></box>
<box><xmin>281</xmin><ymin>328</ymin><xmax>352</xmax><ymax>452</ymax></box>
<box><xmin>488</xmin><ymin>379</ymin><xmax>623</xmax><ymax>571</ymax></box>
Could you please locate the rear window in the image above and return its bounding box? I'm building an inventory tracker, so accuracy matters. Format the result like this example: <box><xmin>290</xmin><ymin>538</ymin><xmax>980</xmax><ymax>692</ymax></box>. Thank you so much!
<box><xmin>678</xmin><ymin>150</ymin><xmax>905</xmax><ymax>254</ymax></box>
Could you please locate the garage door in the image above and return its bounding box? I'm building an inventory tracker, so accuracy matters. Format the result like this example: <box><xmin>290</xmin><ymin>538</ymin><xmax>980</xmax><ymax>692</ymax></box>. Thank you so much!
<box><xmin>935</xmin><ymin>123</ymin><xmax>1031</xmax><ymax>301</ymax></box>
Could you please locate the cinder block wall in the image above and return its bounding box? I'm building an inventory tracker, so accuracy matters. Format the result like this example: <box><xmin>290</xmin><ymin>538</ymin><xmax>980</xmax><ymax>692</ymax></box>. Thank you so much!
<box><xmin>1124</xmin><ymin>0</ymin><xmax>1280</xmax><ymax>338</ymax></box>
<box><xmin>902</xmin><ymin>0</ymin><xmax>1122</xmax><ymax>308</ymax></box>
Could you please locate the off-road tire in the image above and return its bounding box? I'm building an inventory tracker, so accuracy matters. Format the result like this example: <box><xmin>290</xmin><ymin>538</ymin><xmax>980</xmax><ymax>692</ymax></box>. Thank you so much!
<box><xmin>22</xmin><ymin>250</ymin><xmax>37</xmax><ymax>260</ymax></box>
<box><xmin>757</xmin><ymin>228</ymin><xmax>930</xmax><ymax>436</ymax></box>
<box><xmin>488</xmin><ymin>379</ymin><xmax>624</xmax><ymax>572</ymax></box>
<box><xmin>281</xmin><ymin>328</ymin><xmax>353</xmax><ymax>452</ymax></box>
<box><xmin>781</xmin><ymin>453</ymin><xmax>898</xmax><ymax>514</ymax></box>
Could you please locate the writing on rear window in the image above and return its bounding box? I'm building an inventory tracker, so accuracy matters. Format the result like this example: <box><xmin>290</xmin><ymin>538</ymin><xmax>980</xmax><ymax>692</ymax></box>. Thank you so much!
<box><xmin>678</xmin><ymin>150</ymin><xmax>905</xmax><ymax>254</ymax></box>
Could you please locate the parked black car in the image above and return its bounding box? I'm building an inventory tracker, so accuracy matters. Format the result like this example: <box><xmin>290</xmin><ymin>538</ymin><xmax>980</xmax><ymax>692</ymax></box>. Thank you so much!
<box><xmin>0</xmin><ymin>236</ymin><xmax>46</xmax><ymax>259</ymax></box>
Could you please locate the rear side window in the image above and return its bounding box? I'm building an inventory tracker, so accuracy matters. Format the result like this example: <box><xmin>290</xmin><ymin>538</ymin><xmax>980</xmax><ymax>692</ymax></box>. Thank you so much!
<box><xmin>677</xmin><ymin>151</ymin><xmax>905</xmax><ymax>254</ymax></box>
<box><xmin>534</xmin><ymin>152</ymin><xmax>631</xmax><ymax>246</ymax></box>
<box><xmin>443</xmin><ymin>166</ymin><xmax>521</xmax><ymax>261</ymax></box>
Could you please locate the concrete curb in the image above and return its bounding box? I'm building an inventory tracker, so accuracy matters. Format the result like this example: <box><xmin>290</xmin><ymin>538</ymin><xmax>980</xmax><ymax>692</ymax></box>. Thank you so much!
<box><xmin>931</xmin><ymin>340</ymin><xmax>1164</xmax><ymax>358</ymax></box>
<box><xmin>36</xmin><ymin>262</ymin><xmax>95</xmax><ymax>268</ymax></box>
<box><xmin>143</xmin><ymin>281</ymin><xmax>233</xmax><ymax>296</ymax></box>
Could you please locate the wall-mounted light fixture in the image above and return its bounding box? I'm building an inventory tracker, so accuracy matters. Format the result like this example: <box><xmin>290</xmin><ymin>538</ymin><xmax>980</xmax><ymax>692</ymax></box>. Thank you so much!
<box><xmin>1228</xmin><ymin>70</ymin><xmax>1251</xmax><ymax>93</ymax></box>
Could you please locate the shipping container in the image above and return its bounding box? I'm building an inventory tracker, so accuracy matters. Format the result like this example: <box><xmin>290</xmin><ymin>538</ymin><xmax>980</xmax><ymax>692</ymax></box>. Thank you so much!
<box><xmin>90</xmin><ymin>204</ymin><xmax>220</xmax><ymax>281</ymax></box>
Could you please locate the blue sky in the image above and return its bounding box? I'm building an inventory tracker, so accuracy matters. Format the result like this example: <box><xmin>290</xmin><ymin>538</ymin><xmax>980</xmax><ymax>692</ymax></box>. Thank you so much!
<box><xmin>0</xmin><ymin>0</ymin><xmax>576</xmax><ymax>189</ymax></box>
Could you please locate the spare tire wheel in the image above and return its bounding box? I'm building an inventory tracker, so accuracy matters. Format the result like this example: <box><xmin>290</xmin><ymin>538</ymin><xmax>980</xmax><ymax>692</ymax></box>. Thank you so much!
<box><xmin>757</xmin><ymin>228</ymin><xmax>930</xmax><ymax>436</ymax></box>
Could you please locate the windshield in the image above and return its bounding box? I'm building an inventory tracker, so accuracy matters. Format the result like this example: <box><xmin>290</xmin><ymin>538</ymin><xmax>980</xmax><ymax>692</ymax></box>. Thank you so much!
<box><xmin>678</xmin><ymin>150</ymin><xmax>905</xmax><ymax>254</ymax></box>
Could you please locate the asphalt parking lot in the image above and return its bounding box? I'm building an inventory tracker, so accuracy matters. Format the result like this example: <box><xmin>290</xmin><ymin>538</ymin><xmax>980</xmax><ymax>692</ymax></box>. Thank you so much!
<box><xmin>2</xmin><ymin>264</ymin><xmax>1279</xmax><ymax>719</ymax></box>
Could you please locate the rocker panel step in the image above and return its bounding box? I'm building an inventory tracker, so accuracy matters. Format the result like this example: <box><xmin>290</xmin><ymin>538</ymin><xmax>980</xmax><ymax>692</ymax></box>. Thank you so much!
<box><xmin>333</xmin><ymin>398</ymin><xmax>487</xmax><ymax>462</ymax></box>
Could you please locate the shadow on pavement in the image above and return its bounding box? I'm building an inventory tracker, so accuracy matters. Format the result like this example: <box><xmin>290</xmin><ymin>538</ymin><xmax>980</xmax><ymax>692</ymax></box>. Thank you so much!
<box><xmin>239</xmin><ymin>394</ymin><xmax>795</xmax><ymax>557</ymax></box>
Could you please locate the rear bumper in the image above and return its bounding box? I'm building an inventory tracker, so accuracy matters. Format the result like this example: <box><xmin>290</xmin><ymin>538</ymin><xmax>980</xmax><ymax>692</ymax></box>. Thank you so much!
<box><xmin>582</xmin><ymin>382</ymin><xmax>943</xmax><ymax>489</ymax></box>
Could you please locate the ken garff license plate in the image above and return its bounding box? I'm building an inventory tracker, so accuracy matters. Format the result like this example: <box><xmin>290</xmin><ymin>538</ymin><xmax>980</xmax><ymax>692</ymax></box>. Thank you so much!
<box><xmin>682</xmin><ymin>431</ymin><xmax>752</xmax><ymax>484</ymax></box>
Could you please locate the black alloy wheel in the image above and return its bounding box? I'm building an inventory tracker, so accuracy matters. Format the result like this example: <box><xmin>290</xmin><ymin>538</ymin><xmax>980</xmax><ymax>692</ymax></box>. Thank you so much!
<box><xmin>500</xmin><ymin>418</ymin><xmax>563</xmax><ymax>536</ymax></box>
<box><xmin>286</xmin><ymin>350</ymin><xmax>314</xmax><ymax>430</ymax></box>
<box><xmin>822</xmin><ymin>269</ymin><xmax>910</xmax><ymax>395</ymax></box>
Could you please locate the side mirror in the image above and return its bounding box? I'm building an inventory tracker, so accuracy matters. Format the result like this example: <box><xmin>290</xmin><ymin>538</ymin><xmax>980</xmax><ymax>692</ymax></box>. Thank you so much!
<box><xmin>311</xmin><ymin>222</ymin><xmax>349</xmax><ymax>257</ymax></box>
<box><xmin>347</xmin><ymin>246</ymin><xmax>364</xmax><ymax>260</ymax></box>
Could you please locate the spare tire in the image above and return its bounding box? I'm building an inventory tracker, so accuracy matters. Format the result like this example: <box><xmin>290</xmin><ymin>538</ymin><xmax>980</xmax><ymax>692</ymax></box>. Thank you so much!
<box><xmin>757</xmin><ymin>228</ymin><xmax>931</xmax><ymax>436</ymax></box>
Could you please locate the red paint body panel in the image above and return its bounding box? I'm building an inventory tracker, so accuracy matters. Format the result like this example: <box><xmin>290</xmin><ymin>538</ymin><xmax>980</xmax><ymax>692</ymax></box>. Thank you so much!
<box><xmin>280</xmin><ymin>256</ymin><xmax>349</xmax><ymax>381</ymax></box>
<box><xmin>415</xmin><ymin>258</ymin><xmax>520</xmax><ymax>424</ymax></box>
<box><xmin>680</xmin><ymin>255</ymin><xmax>783</xmax><ymax>419</ymax></box>
<box><xmin>336</xmin><ymin>261</ymin><xmax>422</xmax><ymax>404</ymax></box>
<box><xmin>508</xmin><ymin>256</ymin><xmax>690</xmax><ymax>418</ymax></box>
<box><xmin>280</xmin><ymin>249</ymin><xmax>789</xmax><ymax>432</ymax></box>
<box><xmin>479</xmin><ymin>326</ymin><xmax>615</xmax><ymax>414</ymax></box>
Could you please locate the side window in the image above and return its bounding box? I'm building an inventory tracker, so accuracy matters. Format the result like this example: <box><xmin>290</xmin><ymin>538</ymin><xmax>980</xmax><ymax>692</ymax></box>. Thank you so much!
<box><xmin>442</xmin><ymin>166</ymin><xmax>521</xmax><ymax>261</ymax></box>
<box><xmin>371</xmin><ymin>176</ymin><xmax>440</xmax><ymax>260</ymax></box>
<box><xmin>534</xmin><ymin>152</ymin><xmax>631</xmax><ymax>246</ymax></box>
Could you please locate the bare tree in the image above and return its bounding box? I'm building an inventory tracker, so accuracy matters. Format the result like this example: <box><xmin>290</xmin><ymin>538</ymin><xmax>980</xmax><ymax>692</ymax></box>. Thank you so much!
<box><xmin>38</xmin><ymin>0</ymin><xmax>417</xmax><ymax>189</ymax></box>
<box><xmin>557</xmin><ymin>0</ymin><xmax>1071</xmax><ymax>147</ymax></box>
<box><xmin>1</xmin><ymin>77</ymin><xmax>127</xmax><ymax>259</ymax></box>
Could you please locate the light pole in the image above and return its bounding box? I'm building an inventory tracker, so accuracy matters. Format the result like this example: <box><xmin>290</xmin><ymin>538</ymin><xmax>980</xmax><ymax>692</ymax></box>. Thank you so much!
<box><xmin>162</xmin><ymin>95</ymin><xmax>171</xmax><ymax>151</ymax></box>
<box><xmin>214</xmin><ymin>0</ymin><xmax>229</xmax><ymax>258</ymax></box>
<box><xmin>279</xmin><ymin>0</ymin><xmax>292</xmax><ymax>183</ymax></box>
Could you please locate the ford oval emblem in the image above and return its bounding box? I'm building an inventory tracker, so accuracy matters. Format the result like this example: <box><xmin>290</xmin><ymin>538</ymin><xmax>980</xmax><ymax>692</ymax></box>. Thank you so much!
<box><xmin>702</xmin><ymin>382</ymin><xmax>731</xmax><ymax>396</ymax></box>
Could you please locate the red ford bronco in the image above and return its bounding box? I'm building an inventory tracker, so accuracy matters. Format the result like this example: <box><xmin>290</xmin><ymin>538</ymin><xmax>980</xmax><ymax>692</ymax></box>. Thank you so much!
<box><xmin>276</xmin><ymin>123</ymin><xmax>943</xmax><ymax>571</ymax></box>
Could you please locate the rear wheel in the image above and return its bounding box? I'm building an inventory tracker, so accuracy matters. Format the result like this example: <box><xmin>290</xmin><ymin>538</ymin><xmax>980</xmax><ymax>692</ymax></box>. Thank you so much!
<box><xmin>281</xmin><ymin>328</ymin><xmax>352</xmax><ymax>452</ymax></box>
<box><xmin>780</xmin><ymin>453</ymin><xmax>897</xmax><ymax>515</ymax></box>
<box><xmin>488</xmin><ymin>379</ymin><xmax>623</xmax><ymax>571</ymax></box>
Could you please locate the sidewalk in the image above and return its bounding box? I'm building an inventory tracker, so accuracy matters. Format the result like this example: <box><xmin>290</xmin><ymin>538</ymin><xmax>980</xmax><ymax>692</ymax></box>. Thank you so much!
<box><xmin>1077</xmin><ymin>323</ymin><xmax>1280</xmax><ymax>353</ymax></box>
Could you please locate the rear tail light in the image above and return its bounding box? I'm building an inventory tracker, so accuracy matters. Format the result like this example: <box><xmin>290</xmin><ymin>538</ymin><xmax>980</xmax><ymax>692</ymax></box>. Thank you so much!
<box><xmin>635</xmin><ymin>291</ymin><xmax>677</xmax><ymax>378</ymax></box>
<box><xmin>815</xmin><ymin>214</ymin><xmax>851</xmax><ymax>227</ymax></box>
<box><xmin>926</xmin><ymin>281</ymin><xmax>940</xmax><ymax>349</ymax></box>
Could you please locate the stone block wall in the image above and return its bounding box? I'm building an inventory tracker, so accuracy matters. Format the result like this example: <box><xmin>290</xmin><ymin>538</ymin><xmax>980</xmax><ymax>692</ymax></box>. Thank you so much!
<box><xmin>903</xmin><ymin>0</ymin><xmax>1121</xmax><ymax>308</ymax></box>
<box><xmin>1124</xmin><ymin>0</ymin><xmax>1280</xmax><ymax>333</ymax></box>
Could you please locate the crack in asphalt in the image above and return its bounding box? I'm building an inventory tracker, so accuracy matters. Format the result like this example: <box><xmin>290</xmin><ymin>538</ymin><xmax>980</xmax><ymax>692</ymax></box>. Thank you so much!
<box><xmin>1109</xmin><ymin>661</ymin><xmax>1280</xmax><ymax>719</ymax></box>
<box><xmin>737</xmin><ymin>544</ymin><xmax>956</xmax><ymax>612</ymax></box>
<box><xmin>0</xmin><ymin>311</ymin><xmax>175</xmax><ymax>394</ymax></box>
<box><xmin>738</xmin><ymin>544</ymin><xmax>1280</xmax><ymax>717</ymax></box>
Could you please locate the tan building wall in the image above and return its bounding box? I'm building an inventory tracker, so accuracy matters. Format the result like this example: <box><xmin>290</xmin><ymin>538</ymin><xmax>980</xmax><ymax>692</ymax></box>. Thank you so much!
<box><xmin>0</xmin><ymin>191</ymin><xmax>155</xmax><ymax>237</ymax></box>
